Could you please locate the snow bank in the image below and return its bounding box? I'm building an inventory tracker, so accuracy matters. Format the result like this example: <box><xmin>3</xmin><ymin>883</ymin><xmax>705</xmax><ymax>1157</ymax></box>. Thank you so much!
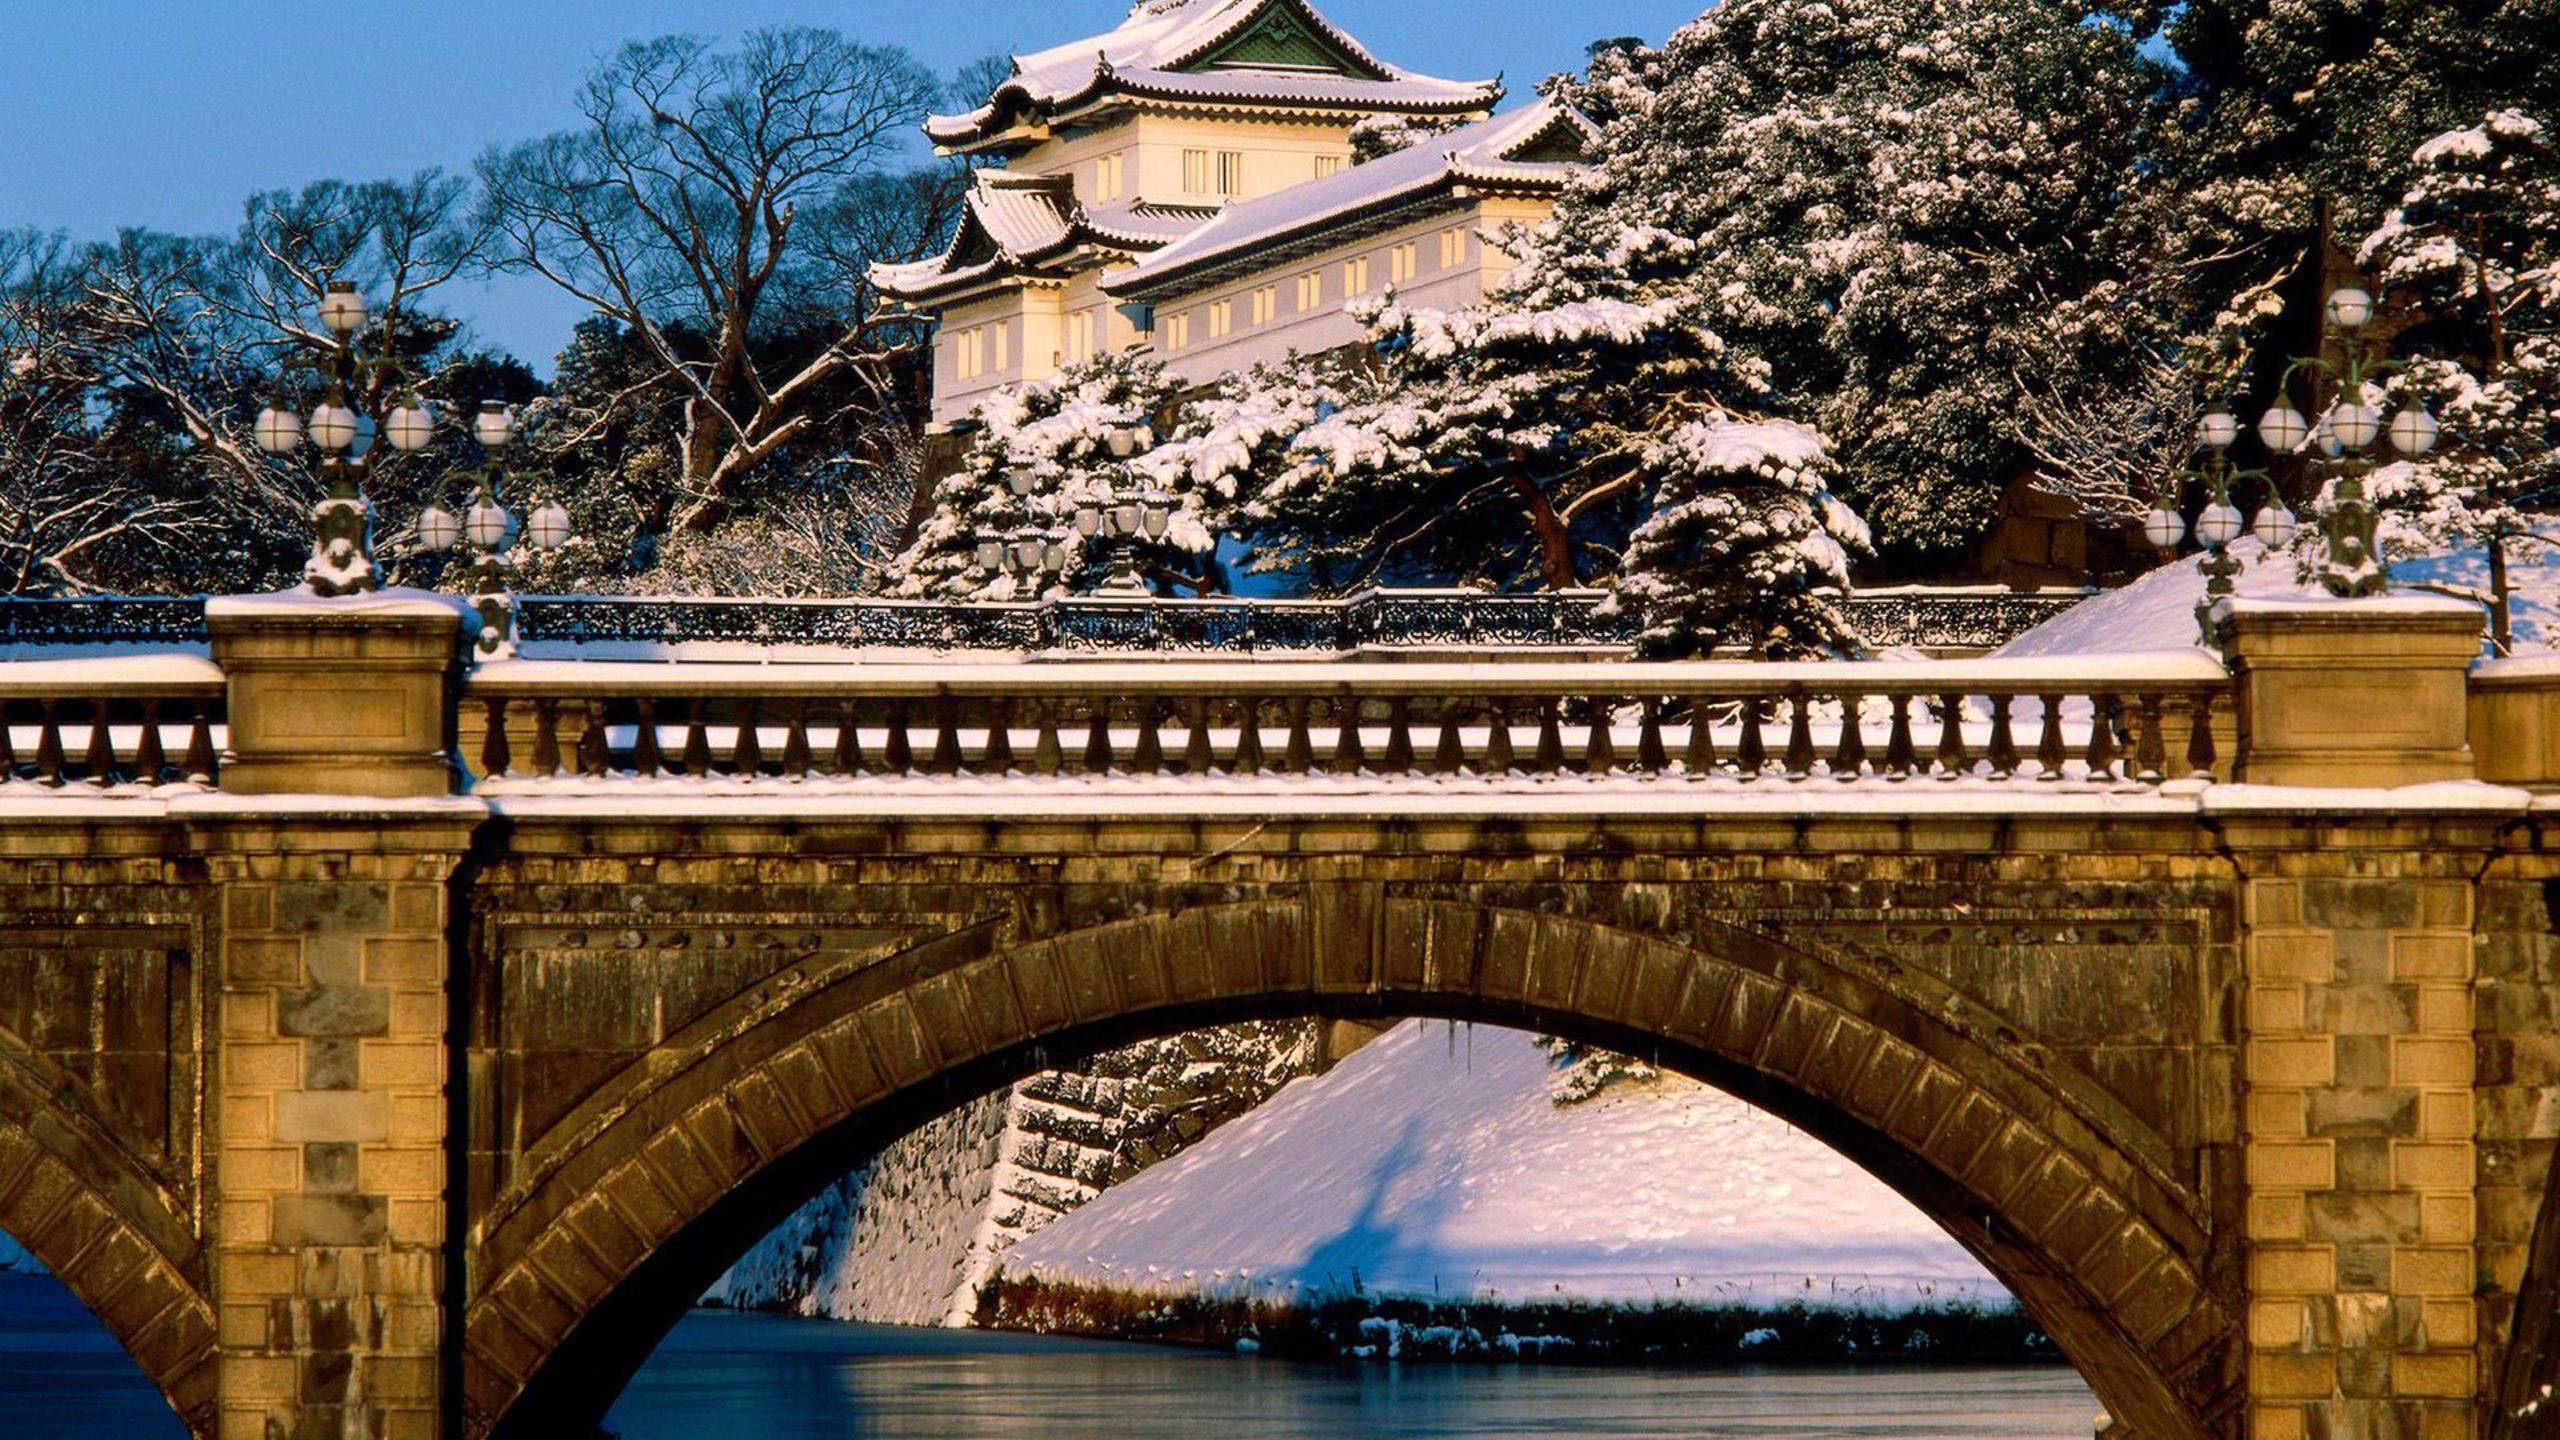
<box><xmin>1994</xmin><ymin>538</ymin><xmax>2554</xmax><ymax>660</ymax></box>
<box><xmin>1002</xmin><ymin>1021</ymin><xmax>2003</xmax><ymax>1311</ymax></box>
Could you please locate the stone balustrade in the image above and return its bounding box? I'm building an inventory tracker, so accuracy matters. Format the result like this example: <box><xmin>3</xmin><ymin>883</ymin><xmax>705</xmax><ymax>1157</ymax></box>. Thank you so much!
<box><xmin>0</xmin><ymin>653</ymin><xmax>225</xmax><ymax>787</ymax></box>
<box><xmin>457</xmin><ymin>654</ymin><xmax>2232</xmax><ymax>789</ymax></box>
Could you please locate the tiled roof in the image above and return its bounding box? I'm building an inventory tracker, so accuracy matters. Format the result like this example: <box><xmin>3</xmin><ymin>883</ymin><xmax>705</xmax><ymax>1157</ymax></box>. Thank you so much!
<box><xmin>1104</xmin><ymin>99</ymin><xmax>1595</xmax><ymax>300</ymax></box>
<box><xmin>871</xmin><ymin>174</ymin><xmax>1215</xmax><ymax>304</ymax></box>
<box><xmin>925</xmin><ymin>0</ymin><xmax>1500</xmax><ymax>149</ymax></box>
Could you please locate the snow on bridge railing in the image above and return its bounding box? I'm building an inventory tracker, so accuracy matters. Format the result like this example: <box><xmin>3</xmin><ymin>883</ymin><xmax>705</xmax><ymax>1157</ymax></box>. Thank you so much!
<box><xmin>459</xmin><ymin>653</ymin><xmax>2231</xmax><ymax>789</ymax></box>
<box><xmin>0</xmin><ymin>653</ymin><xmax>226</xmax><ymax>788</ymax></box>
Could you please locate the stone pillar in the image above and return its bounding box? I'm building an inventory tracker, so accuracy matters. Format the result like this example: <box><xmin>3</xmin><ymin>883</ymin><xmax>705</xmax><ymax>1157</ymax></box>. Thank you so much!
<box><xmin>199</xmin><ymin>815</ymin><xmax>477</xmax><ymax>1440</ymax></box>
<box><xmin>2216</xmin><ymin>596</ymin><xmax>2484</xmax><ymax>787</ymax></box>
<box><xmin>2229</xmin><ymin>821</ymin><xmax>2495</xmax><ymax>1440</ymax></box>
<box><xmin>207</xmin><ymin>590</ymin><xmax>468</xmax><ymax>798</ymax></box>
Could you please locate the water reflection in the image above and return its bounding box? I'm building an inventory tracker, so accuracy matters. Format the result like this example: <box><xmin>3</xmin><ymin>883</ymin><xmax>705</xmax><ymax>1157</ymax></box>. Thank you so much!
<box><xmin>608</xmin><ymin>1311</ymin><xmax>2097</xmax><ymax>1440</ymax></box>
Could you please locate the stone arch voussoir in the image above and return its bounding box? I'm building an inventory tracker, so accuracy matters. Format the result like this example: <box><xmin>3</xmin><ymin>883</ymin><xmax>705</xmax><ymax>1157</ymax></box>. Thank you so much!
<box><xmin>0</xmin><ymin>1051</ymin><xmax>216</xmax><ymax>1436</ymax></box>
<box><xmin>466</xmin><ymin>896</ymin><xmax>2239</xmax><ymax>1440</ymax></box>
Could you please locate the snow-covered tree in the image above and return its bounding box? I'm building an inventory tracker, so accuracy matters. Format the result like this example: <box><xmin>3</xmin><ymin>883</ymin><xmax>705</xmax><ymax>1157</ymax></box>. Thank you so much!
<box><xmin>2356</xmin><ymin>111</ymin><xmax>2560</xmax><ymax>653</ymax></box>
<box><xmin>1560</xmin><ymin>0</ymin><xmax>2152</xmax><ymax>570</ymax></box>
<box><xmin>889</xmin><ymin>352</ymin><xmax>1219</xmax><ymax>599</ymax></box>
<box><xmin>1533</xmin><ymin>1035</ymin><xmax>1662</xmax><ymax>1106</ymax></box>
<box><xmin>1182</xmin><ymin>200</ymin><xmax>1867</xmax><ymax>653</ymax></box>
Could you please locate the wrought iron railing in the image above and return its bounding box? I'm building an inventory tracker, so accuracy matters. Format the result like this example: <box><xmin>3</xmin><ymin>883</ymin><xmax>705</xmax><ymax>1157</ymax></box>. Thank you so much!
<box><xmin>0</xmin><ymin>587</ymin><xmax>2088</xmax><ymax>656</ymax></box>
<box><xmin>461</xmin><ymin>655</ymin><xmax>2230</xmax><ymax>789</ymax></box>
<box><xmin>510</xmin><ymin>587</ymin><xmax>2088</xmax><ymax>655</ymax></box>
<box><xmin>0</xmin><ymin>596</ymin><xmax>209</xmax><ymax>646</ymax></box>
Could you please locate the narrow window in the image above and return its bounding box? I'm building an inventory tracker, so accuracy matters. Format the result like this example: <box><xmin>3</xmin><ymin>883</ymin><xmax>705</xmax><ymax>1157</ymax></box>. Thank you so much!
<box><xmin>1313</xmin><ymin>154</ymin><xmax>1344</xmax><ymax>180</ymax></box>
<box><xmin>1215</xmin><ymin>150</ymin><xmax>1246</xmax><ymax>194</ymax></box>
<box><xmin>993</xmin><ymin>320</ymin><xmax>1010</xmax><ymax>373</ymax></box>
<box><xmin>1182</xmin><ymin>149</ymin><xmax>1209</xmax><ymax>194</ymax></box>
<box><xmin>1390</xmin><ymin>241</ymin><xmax>1418</xmax><ymax>284</ymax></box>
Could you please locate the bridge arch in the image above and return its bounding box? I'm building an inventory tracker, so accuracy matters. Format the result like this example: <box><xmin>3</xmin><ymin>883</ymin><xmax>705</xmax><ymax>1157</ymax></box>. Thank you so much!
<box><xmin>464</xmin><ymin>896</ymin><xmax>2242</xmax><ymax>1440</ymax></box>
<box><xmin>0</xmin><ymin>1031</ymin><xmax>217</xmax><ymax>1434</ymax></box>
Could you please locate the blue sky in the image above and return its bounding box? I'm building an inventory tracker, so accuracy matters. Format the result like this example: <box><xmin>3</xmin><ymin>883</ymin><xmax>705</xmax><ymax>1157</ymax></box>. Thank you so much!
<box><xmin>0</xmin><ymin>0</ymin><xmax>1705</xmax><ymax>372</ymax></box>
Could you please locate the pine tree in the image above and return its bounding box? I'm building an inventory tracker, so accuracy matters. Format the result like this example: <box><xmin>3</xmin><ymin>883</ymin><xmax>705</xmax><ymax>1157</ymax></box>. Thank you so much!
<box><xmin>1558</xmin><ymin>0</ymin><xmax>2153</xmax><ymax>570</ymax></box>
<box><xmin>890</xmin><ymin>352</ymin><xmax>1211</xmax><ymax>599</ymax></box>
<box><xmin>2356</xmin><ymin>111</ymin><xmax>2560</xmax><ymax>652</ymax></box>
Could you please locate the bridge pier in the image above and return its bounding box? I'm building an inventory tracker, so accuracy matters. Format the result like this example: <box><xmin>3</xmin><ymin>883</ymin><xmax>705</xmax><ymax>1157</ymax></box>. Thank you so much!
<box><xmin>199</xmin><ymin>596</ymin><xmax>474</xmax><ymax>1440</ymax></box>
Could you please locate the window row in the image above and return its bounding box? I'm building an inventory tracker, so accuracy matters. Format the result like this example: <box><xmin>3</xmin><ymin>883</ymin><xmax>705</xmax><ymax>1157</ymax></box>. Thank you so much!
<box><xmin>952</xmin><ymin>320</ymin><xmax>1011</xmax><ymax>382</ymax></box>
<box><xmin>1156</xmin><ymin>226</ymin><xmax>1474</xmax><ymax>353</ymax></box>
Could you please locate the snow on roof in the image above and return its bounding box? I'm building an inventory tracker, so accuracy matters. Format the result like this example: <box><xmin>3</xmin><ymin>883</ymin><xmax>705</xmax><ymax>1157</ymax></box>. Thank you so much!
<box><xmin>926</xmin><ymin>0</ymin><xmax>1500</xmax><ymax>148</ymax></box>
<box><xmin>1105</xmin><ymin>99</ymin><xmax>1595</xmax><ymax>299</ymax></box>
<box><xmin>874</xmin><ymin>174</ymin><xmax>1215</xmax><ymax>303</ymax></box>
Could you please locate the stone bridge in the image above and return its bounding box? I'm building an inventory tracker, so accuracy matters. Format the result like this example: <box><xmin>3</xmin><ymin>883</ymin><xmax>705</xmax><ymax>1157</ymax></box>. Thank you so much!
<box><xmin>5</xmin><ymin>590</ymin><xmax>2560</xmax><ymax>1440</ymax></box>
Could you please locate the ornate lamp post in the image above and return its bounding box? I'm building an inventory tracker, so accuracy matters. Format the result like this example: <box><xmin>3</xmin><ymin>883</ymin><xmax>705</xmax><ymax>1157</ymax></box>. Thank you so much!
<box><xmin>1075</xmin><ymin>424</ymin><xmax>1170</xmax><ymax>595</ymax></box>
<box><xmin>2146</xmin><ymin>409</ymin><xmax>2299</xmax><ymax>640</ymax></box>
<box><xmin>254</xmin><ymin>281</ymin><xmax>428</xmax><ymax>596</ymax></box>
<box><xmin>411</xmin><ymin>403</ymin><xmax>574</xmax><ymax>657</ymax></box>
<box><xmin>2251</xmin><ymin>285</ymin><xmax>2440</xmax><ymax>597</ymax></box>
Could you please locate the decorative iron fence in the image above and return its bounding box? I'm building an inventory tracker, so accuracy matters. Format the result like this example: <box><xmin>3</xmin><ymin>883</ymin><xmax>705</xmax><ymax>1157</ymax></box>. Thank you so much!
<box><xmin>0</xmin><ymin>586</ymin><xmax>2090</xmax><ymax>656</ymax></box>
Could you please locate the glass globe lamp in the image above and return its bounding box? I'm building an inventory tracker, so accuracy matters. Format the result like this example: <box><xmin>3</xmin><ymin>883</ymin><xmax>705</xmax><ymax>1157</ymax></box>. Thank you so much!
<box><xmin>254</xmin><ymin>406</ymin><xmax>303</xmax><ymax>454</ymax></box>
<box><xmin>525</xmin><ymin>502</ymin><xmax>572</xmax><ymax>551</ymax></box>
<box><xmin>464</xmin><ymin>501</ymin><xmax>513</xmax><ymax>550</ymax></box>
<box><xmin>2389</xmin><ymin>406</ymin><xmax>2439</xmax><ymax>456</ymax></box>
<box><xmin>2195</xmin><ymin>503</ymin><xmax>2244</xmax><ymax>547</ymax></box>
<box><xmin>2143</xmin><ymin>507</ymin><xmax>2185</xmax><ymax>549</ymax></box>
<box><xmin>414</xmin><ymin>505</ymin><xmax>461</xmax><ymax>552</ymax></box>
<box><xmin>2325</xmin><ymin>287</ymin><xmax>2374</xmax><ymax>330</ymax></box>
<box><xmin>308</xmin><ymin>401</ymin><xmax>360</xmax><ymax>452</ymax></box>
<box><xmin>318</xmin><ymin>282</ymin><xmax>368</xmax><ymax>336</ymax></box>
<box><xmin>386</xmin><ymin>401</ymin><xmax>436</xmax><ymax>453</ymax></box>
<box><xmin>2257</xmin><ymin>405</ymin><xmax>2310</xmax><ymax>453</ymax></box>
<box><xmin>2252</xmin><ymin>503</ymin><xmax>2299</xmax><ymax>547</ymax></box>
<box><xmin>2197</xmin><ymin>412</ymin><xmax>2240</xmax><ymax>449</ymax></box>
<box><xmin>472</xmin><ymin>403</ymin><xmax>514</xmax><ymax>450</ymax></box>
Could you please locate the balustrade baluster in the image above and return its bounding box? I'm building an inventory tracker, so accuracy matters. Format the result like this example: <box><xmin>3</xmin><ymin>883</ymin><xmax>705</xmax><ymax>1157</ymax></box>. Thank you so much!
<box><xmin>2134</xmin><ymin>694</ymin><xmax>2167</xmax><ymax>783</ymax></box>
<box><xmin>1831</xmin><ymin>694</ymin><xmax>1868</xmax><ymax>780</ymax></box>
<box><xmin>183</xmin><ymin>701</ymin><xmax>215</xmax><ymax>784</ymax></box>
<box><xmin>134</xmin><ymin>700</ymin><xmax>166</xmax><ymax>784</ymax></box>
<box><xmin>635</xmin><ymin>699</ymin><xmax>664</xmax><ymax>777</ymax></box>
<box><xmin>1132</xmin><ymin>698</ymin><xmax>1165</xmax><ymax>775</ymax></box>
<box><xmin>1380</xmin><ymin>699</ymin><xmax>1414</xmax><ymax>775</ymax></box>
<box><xmin>1180</xmin><ymin>699</ymin><xmax>1212</xmax><ymax>775</ymax></box>
<box><xmin>1682</xmin><ymin>698</ymin><xmax>1718</xmax><ymax>776</ymax></box>
<box><xmin>1933</xmin><ymin>693</ymin><xmax>1967</xmax><ymax>780</ymax></box>
<box><xmin>883</xmin><ymin>700</ymin><xmax>915</xmax><ymax>774</ymax></box>
<box><xmin>1483</xmin><ymin>700</ymin><xmax>1516</xmax><ymax>774</ymax></box>
<box><xmin>1783</xmin><ymin>691</ymin><xmax>1816</xmax><ymax>779</ymax></box>
<box><xmin>984</xmin><ymin>699</ymin><xmax>1018</xmax><ymax>774</ymax></box>
<box><xmin>480</xmin><ymin>698</ymin><xmax>510</xmax><ymax>781</ymax></box>
<box><xmin>1581</xmin><ymin>700</ymin><xmax>1617</xmax><ymax>775</ymax></box>
<box><xmin>1283</xmin><ymin>698</ymin><xmax>1314</xmax><ymax>774</ymax></box>
<box><xmin>1330</xmin><ymin>696</ymin><xmax>1367</xmax><ymax>774</ymax></box>
<box><xmin>1533</xmin><ymin>700</ymin><xmax>1565</xmax><ymax>774</ymax></box>
<box><xmin>785</xmin><ymin>701</ymin><xmax>815</xmax><ymax>778</ymax></box>
<box><xmin>1987</xmin><ymin>696</ymin><xmax>2019</xmax><ymax>778</ymax></box>
<box><xmin>1082</xmin><ymin>700</ymin><xmax>1116</xmax><ymax>774</ymax></box>
<box><xmin>731</xmin><ymin>699</ymin><xmax>764</xmax><ymax>777</ymax></box>
<box><xmin>1736</xmin><ymin>697</ymin><xmax>1767</xmax><ymax>778</ymax></box>
<box><xmin>80</xmin><ymin>699</ymin><xmax>114</xmax><ymax>785</ymax></box>
<box><xmin>2186</xmin><ymin>693</ymin><xmax>2217</xmax><ymax>778</ymax></box>
<box><xmin>680</xmin><ymin>702</ymin><xmax>710</xmax><ymax>776</ymax></box>
<box><xmin>2035</xmin><ymin>694</ymin><xmax>2066</xmax><ymax>781</ymax></box>
<box><xmin>1884</xmin><ymin>695</ymin><xmax>1916</xmax><ymax>780</ymax></box>
<box><xmin>532</xmin><ymin>700</ymin><xmax>563</xmax><ymax>777</ymax></box>
<box><xmin>578</xmin><ymin>709</ymin><xmax>609</xmax><ymax>777</ymax></box>
<box><xmin>1637</xmin><ymin>699</ymin><xmax>1667</xmax><ymax>775</ymax></box>
<box><xmin>931</xmin><ymin>696</ymin><xmax>964</xmax><ymax>776</ymax></box>
<box><xmin>1229</xmin><ymin>697</ymin><xmax>1265</xmax><ymax>774</ymax></box>
<box><xmin>1030</xmin><ymin>700</ymin><xmax>1064</xmax><ymax>776</ymax></box>
<box><xmin>831</xmin><ymin>704</ymin><xmax>864</xmax><ymax>776</ymax></box>
<box><xmin>2085</xmin><ymin>694</ymin><xmax>2119</xmax><ymax>780</ymax></box>
<box><xmin>1433</xmin><ymin>706</ymin><xmax>1466</xmax><ymax>775</ymax></box>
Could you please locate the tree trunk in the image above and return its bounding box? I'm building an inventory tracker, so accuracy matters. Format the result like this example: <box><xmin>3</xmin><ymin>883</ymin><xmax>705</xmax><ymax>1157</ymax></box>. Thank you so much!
<box><xmin>1508</xmin><ymin>470</ymin><xmax>1576</xmax><ymax>590</ymax></box>
<box><xmin>2491</xmin><ymin>534</ymin><xmax>2513</xmax><ymax>657</ymax></box>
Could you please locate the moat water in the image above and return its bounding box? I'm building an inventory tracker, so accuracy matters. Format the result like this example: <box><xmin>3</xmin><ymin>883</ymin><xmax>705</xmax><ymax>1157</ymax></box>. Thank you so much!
<box><xmin>2</xmin><ymin>1273</ymin><xmax>2099</xmax><ymax>1438</ymax></box>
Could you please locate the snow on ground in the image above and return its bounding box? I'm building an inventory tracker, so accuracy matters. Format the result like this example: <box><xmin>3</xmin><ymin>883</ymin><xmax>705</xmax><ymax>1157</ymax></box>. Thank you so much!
<box><xmin>1996</xmin><ymin>537</ymin><xmax>2559</xmax><ymax>660</ymax></box>
<box><xmin>1002</xmin><ymin>1021</ymin><xmax>2003</xmax><ymax>1312</ymax></box>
